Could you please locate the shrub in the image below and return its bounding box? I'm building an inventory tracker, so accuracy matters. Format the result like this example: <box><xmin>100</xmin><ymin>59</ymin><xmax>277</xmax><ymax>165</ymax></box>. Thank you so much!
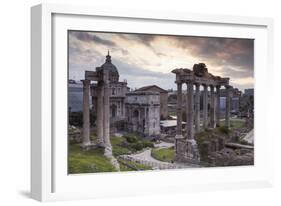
<box><xmin>132</xmin><ymin>141</ymin><xmax>144</xmax><ymax>151</ymax></box>
<box><xmin>219</xmin><ymin>126</ymin><xmax>229</xmax><ymax>134</ymax></box>
<box><xmin>124</xmin><ymin>134</ymin><xmax>138</xmax><ymax>143</ymax></box>
<box><xmin>143</xmin><ymin>140</ymin><xmax>154</xmax><ymax>148</ymax></box>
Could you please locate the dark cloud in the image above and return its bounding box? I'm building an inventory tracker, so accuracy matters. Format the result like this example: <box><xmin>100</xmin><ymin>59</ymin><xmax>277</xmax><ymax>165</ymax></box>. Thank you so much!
<box><xmin>117</xmin><ymin>33</ymin><xmax>156</xmax><ymax>47</ymax></box>
<box><xmin>68</xmin><ymin>31</ymin><xmax>254</xmax><ymax>91</ymax></box>
<box><xmin>114</xmin><ymin>59</ymin><xmax>171</xmax><ymax>79</ymax></box>
<box><xmin>70</xmin><ymin>31</ymin><xmax>116</xmax><ymax>47</ymax></box>
<box><xmin>171</xmin><ymin>36</ymin><xmax>254</xmax><ymax>74</ymax></box>
<box><xmin>113</xmin><ymin>59</ymin><xmax>175</xmax><ymax>90</ymax></box>
<box><xmin>220</xmin><ymin>66</ymin><xmax>253</xmax><ymax>79</ymax></box>
<box><xmin>118</xmin><ymin>33</ymin><xmax>254</xmax><ymax>77</ymax></box>
<box><xmin>135</xmin><ymin>34</ymin><xmax>156</xmax><ymax>46</ymax></box>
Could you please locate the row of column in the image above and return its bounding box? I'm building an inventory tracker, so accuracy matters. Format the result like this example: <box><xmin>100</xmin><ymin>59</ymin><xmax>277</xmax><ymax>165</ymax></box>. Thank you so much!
<box><xmin>81</xmin><ymin>72</ymin><xmax>113</xmax><ymax>157</ymax></box>
<box><xmin>176</xmin><ymin>82</ymin><xmax>231</xmax><ymax>138</ymax></box>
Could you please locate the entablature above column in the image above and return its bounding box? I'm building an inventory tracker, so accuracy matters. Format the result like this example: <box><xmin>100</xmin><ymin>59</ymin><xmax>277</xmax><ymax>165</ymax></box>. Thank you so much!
<box><xmin>172</xmin><ymin>63</ymin><xmax>230</xmax><ymax>87</ymax></box>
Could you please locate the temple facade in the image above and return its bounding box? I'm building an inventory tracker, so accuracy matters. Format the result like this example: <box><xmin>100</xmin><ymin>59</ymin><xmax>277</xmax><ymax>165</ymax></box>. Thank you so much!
<box><xmin>172</xmin><ymin>63</ymin><xmax>232</xmax><ymax>163</ymax></box>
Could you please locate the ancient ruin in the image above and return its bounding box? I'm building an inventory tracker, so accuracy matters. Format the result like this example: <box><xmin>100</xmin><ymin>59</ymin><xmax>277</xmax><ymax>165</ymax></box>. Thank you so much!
<box><xmin>81</xmin><ymin>52</ymin><xmax>120</xmax><ymax>170</ymax></box>
<box><xmin>135</xmin><ymin>85</ymin><xmax>169</xmax><ymax>120</ymax></box>
<box><xmin>78</xmin><ymin>53</ymin><xmax>253</xmax><ymax>171</ymax></box>
<box><xmin>91</xmin><ymin>52</ymin><xmax>128</xmax><ymax>125</ymax></box>
<box><xmin>125</xmin><ymin>91</ymin><xmax>161</xmax><ymax>136</ymax></box>
<box><xmin>172</xmin><ymin>63</ymin><xmax>233</xmax><ymax>163</ymax></box>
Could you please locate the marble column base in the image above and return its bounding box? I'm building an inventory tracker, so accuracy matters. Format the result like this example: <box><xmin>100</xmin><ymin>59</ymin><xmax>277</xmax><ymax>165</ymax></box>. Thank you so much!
<box><xmin>80</xmin><ymin>142</ymin><xmax>96</xmax><ymax>151</ymax></box>
<box><xmin>175</xmin><ymin>138</ymin><xmax>200</xmax><ymax>164</ymax></box>
<box><xmin>104</xmin><ymin>146</ymin><xmax>113</xmax><ymax>157</ymax></box>
<box><xmin>104</xmin><ymin>147</ymin><xmax>120</xmax><ymax>171</ymax></box>
<box><xmin>96</xmin><ymin>139</ymin><xmax>105</xmax><ymax>148</ymax></box>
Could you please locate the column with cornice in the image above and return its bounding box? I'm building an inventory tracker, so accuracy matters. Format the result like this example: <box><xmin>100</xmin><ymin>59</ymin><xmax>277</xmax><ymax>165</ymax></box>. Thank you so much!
<box><xmin>81</xmin><ymin>79</ymin><xmax>91</xmax><ymax>147</ymax></box>
<box><xmin>225</xmin><ymin>85</ymin><xmax>231</xmax><ymax>128</ymax></box>
<box><xmin>194</xmin><ymin>83</ymin><xmax>200</xmax><ymax>133</ymax></box>
<box><xmin>216</xmin><ymin>85</ymin><xmax>221</xmax><ymax>127</ymax></box>
<box><xmin>96</xmin><ymin>82</ymin><xmax>104</xmax><ymax>146</ymax></box>
<box><xmin>210</xmin><ymin>85</ymin><xmax>215</xmax><ymax>128</ymax></box>
<box><xmin>203</xmin><ymin>84</ymin><xmax>208</xmax><ymax>129</ymax></box>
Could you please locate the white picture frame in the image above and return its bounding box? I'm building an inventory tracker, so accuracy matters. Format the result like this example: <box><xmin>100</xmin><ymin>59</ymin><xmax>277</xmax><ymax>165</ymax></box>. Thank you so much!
<box><xmin>31</xmin><ymin>3</ymin><xmax>274</xmax><ymax>202</ymax></box>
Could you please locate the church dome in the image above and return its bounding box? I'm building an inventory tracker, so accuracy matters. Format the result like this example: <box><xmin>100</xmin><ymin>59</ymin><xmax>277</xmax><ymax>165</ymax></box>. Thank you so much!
<box><xmin>98</xmin><ymin>51</ymin><xmax>119</xmax><ymax>82</ymax></box>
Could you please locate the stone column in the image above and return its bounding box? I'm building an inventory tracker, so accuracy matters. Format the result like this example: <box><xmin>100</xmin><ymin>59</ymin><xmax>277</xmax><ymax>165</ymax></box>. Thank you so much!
<box><xmin>102</xmin><ymin>70</ymin><xmax>120</xmax><ymax>171</ymax></box>
<box><xmin>225</xmin><ymin>85</ymin><xmax>231</xmax><ymax>128</ymax></box>
<box><xmin>81</xmin><ymin>79</ymin><xmax>91</xmax><ymax>147</ymax></box>
<box><xmin>175</xmin><ymin>82</ymin><xmax>184</xmax><ymax>160</ymax></box>
<box><xmin>96</xmin><ymin>82</ymin><xmax>104</xmax><ymax>146</ymax></box>
<box><xmin>103</xmin><ymin>71</ymin><xmax>113</xmax><ymax>157</ymax></box>
<box><xmin>176</xmin><ymin>82</ymin><xmax>183</xmax><ymax>137</ymax></box>
<box><xmin>185</xmin><ymin>82</ymin><xmax>200</xmax><ymax>163</ymax></box>
<box><xmin>195</xmin><ymin>83</ymin><xmax>200</xmax><ymax>133</ymax></box>
<box><xmin>210</xmin><ymin>85</ymin><xmax>215</xmax><ymax>128</ymax></box>
<box><xmin>186</xmin><ymin>82</ymin><xmax>194</xmax><ymax>140</ymax></box>
<box><xmin>216</xmin><ymin>85</ymin><xmax>221</xmax><ymax>127</ymax></box>
<box><xmin>203</xmin><ymin>84</ymin><xmax>208</xmax><ymax>129</ymax></box>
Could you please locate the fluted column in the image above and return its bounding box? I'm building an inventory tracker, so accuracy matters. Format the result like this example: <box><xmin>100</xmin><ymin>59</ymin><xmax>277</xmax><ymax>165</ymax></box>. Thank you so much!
<box><xmin>225</xmin><ymin>85</ymin><xmax>231</xmax><ymax>128</ymax></box>
<box><xmin>82</xmin><ymin>79</ymin><xmax>91</xmax><ymax>146</ymax></box>
<box><xmin>195</xmin><ymin>83</ymin><xmax>200</xmax><ymax>133</ymax></box>
<box><xmin>186</xmin><ymin>82</ymin><xmax>194</xmax><ymax>140</ymax></box>
<box><xmin>103</xmin><ymin>71</ymin><xmax>113</xmax><ymax>157</ymax></box>
<box><xmin>216</xmin><ymin>85</ymin><xmax>221</xmax><ymax>127</ymax></box>
<box><xmin>96</xmin><ymin>82</ymin><xmax>104</xmax><ymax>146</ymax></box>
<box><xmin>210</xmin><ymin>85</ymin><xmax>215</xmax><ymax>128</ymax></box>
<box><xmin>203</xmin><ymin>84</ymin><xmax>208</xmax><ymax>129</ymax></box>
<box><xmin>176</xmin><ymin>82</ymin><xmax>183</xmax><ymax>138</ymax></box>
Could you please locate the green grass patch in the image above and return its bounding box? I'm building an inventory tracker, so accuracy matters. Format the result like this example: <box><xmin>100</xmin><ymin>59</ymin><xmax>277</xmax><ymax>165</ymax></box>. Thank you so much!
<box><xmin>68</xmin><ymin>144</ymin><xmax>116</xmax><ymax>174</ymax></box>
<box><xmin>69</xmin><ymin>134</ymin><xmax>155</xmax><ymax>174</ymax></box>
<box><xmin>151</xmin><ymin>147</ymin><xmax>175</xmax><ymax>163</ymax></box>
<box><xmin>68</xmin><ymin>143</ymin><xmax>152</xmax><ymax>174</ymax></box>
<box><xmin>111</xmin><ymin>136</ymin><xmax>131</xmax><ymax>156</ymax></box>
<box><xmin>219</xmin><ymin>119</ymin><xmax>246</xmax><ymax>129</ymax></box>
<box><xmin>111</xmin><ymin>134</ymin><xmax>154</xmax><ymax>156</ymax></box>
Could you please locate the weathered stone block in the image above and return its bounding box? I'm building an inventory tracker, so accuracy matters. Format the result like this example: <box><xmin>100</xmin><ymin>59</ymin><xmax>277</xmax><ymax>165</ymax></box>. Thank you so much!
<box><xmin>218</xmin><ymin>137</ymin><xmax>225</xmax><ymax>150</ymax></box>
<box><xmin>201</xmin><ymin>141</ymin><xmax>211</xmax><ymax>159</ymax></box>
<box><xmin>210</xmin><ymin>139</ymin><xmax>219</xmax><ymax>152</ymax></box>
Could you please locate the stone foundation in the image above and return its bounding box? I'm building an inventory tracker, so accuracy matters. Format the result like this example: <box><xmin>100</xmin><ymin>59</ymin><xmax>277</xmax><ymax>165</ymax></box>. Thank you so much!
<box><xmin>175</xmin><ymin>137</ymin><xmax>200</xmax><ymax>164</ymax></box>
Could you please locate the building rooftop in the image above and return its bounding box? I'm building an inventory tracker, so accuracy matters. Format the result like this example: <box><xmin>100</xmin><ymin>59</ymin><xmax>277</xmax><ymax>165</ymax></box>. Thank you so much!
<box><xmin>136</xmin><ymin>85</ymin><xmax>168</xmax><ymax>93</ymax></box>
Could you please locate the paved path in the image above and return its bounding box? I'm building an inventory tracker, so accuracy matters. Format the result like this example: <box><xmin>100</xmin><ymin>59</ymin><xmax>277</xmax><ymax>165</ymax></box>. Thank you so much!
<box><xmin>154</xmin><ymin>141</ymin><xmax>174</xmax><ymax>149</ymax></box>
<box><xmin>120</xmin><ymin>141</ymin><xmax>199</xmax><ymax>169</ymax></box>
<box><xmin>128</xmin><ymin>149</ymin><xmax>166</xmax><ymax>164</ymax></box>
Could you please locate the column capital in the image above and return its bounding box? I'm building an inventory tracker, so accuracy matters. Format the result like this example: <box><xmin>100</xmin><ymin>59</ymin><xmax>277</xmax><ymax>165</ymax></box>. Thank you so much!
<box><xmin>185</xmin><ymin>80</ymin><xmax>194</xmax><ymax>85</ymax></box>
<box><xmin>202</xmin><ymin>83</ymin><xmax>208</xmax><ymax>88</ymax></box>
<box><xmin>176</xmin><ymin>82</ymin><xmax>182</xmax><ymax>87</ymax></box>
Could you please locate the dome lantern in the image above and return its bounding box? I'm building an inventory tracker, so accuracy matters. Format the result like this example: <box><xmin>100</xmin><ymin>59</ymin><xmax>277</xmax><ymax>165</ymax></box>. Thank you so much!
<box><xmin>97</xmin><ymin>51</ymin><xmax>119</xmax><ymax>82</ymax></box>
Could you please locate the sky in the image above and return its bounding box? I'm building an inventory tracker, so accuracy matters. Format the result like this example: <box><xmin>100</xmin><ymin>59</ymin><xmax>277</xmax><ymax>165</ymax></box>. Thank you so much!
<box><xmin>68</xmin><ymin>30</ymin><xmax>254</xmax><ymax>91</ymax></box>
